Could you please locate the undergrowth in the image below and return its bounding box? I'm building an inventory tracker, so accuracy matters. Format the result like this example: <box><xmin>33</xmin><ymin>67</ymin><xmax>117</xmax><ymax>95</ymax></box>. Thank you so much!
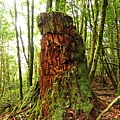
<box><xmin>0</xmin><ymin>81</ymin><xmax>41</xmax><ymax>119</ymax></box>
<box><xmin>0</xmin><ymin>61</ymin><xmax>93</xmax><ymax>120</ymax></box>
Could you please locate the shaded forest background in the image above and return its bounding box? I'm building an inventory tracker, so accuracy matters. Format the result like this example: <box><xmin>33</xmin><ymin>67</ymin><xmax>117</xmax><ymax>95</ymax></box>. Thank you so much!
<box><xmin>0</xmin><ymin>0</ymin><xmax>120</xmax><ymax>119</ymax></box>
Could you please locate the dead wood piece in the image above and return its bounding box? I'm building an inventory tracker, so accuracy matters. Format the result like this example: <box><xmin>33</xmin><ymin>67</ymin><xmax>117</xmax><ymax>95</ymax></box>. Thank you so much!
<box><xmin>96</xmin><ymin>96</ymin><xmax>120</xmax><ymax>120</ymax></box>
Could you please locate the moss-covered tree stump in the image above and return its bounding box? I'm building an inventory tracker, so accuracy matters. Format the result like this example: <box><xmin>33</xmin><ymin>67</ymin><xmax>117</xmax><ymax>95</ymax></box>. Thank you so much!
<box><xmin>37</xmin><ymin>12</ymin><xmax>94</xmax><ymax>119</ymax></box>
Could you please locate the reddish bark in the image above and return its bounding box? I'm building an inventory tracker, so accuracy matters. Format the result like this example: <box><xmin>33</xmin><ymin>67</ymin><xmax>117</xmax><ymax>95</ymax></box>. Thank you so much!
<box><xmin>38</xmin><ymin>12</ymin><xmax>79</xmax><ymax>96</ymax></box>
<box><xmin>37</xmin><ymin>12</ymin><xmax>87</xmax><ymax>118</ymax></box>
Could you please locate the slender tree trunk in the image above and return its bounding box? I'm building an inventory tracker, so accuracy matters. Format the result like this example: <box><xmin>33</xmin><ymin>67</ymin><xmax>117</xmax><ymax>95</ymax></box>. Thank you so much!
<box><xmin>1</xmin><ymin>49</ymin><xmax>6</xmax><ymax>97</ymax></box>
<box><xmin>0</xmin><ymin>36</ymin><xmax>4</xmax><ymax>97</ymax></box>
<box><xmin>14</xmin><ymin>0</ymin><xmax>23</xmax><ymax>100</ymax></box>
<box><xmin>83</xmin><ymin>14</ymin><xmax>87</xmax><ymax>44</ymax></box>
<box><xmin>37</xmin><ymin>12</ymin><xmax>94</xmax><ymax>120</ymax></box>
<box><xmin>79</xmin><ymin>0</ymin><xmax>84</xmax><ymax>35</ymax></box>
<box><xmin>87</xmin><ymin>0</ymin><xmax>93</xmax><ymax>31</ymax></box>
<box><xmin>19</xmin><ymin>26</ymin><xmax>28</xmax><ymax>64</ymax></box>
<box><xmin>88</xmin><ymin>0</ymin><xmax>98</xmax><ymax>73</ymax></box>
<box><xmin>28</xmin><ymin>0</ymin><xmax>34</xmax><ymax>87</ymax></box>
<box><xmin>89</xmin><ymin>0</ymin><xmax>108</xmax><ymax>80</ymax></box>
<box><xmin>27</xmin><ymin>0</ymin><xmax>32</xmax><ymax>86</ymax></box>
<box><xmin>114</xmin><ymin>7</ymin><xmax>120</xmax><ymax>94</ymax></box>
<box><xmin>46</xmin><ymin>0</ymin><xmax>52</xmax><ymax>12</ymax></box>
<box><xmin>55</xmin><ymin>0</ymin><xmax>60</xmax><ymax>11</ymax></box>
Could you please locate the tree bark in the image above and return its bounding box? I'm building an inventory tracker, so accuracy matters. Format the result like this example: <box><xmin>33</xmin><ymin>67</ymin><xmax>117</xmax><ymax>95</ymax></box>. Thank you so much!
<box><xmin>14</xmin><ymin>0</ymin><xmax>23</xmax><ymax>100</ymax></box>
<box><xmin>46</xmin><ymin>0</ymin><xmax>52</xmax><ymax>12</ymax></box>
<box><xmin>37</xmin><ymin>12</ymin><xmax>93</xmax><ymax>119</ymax></box>
<box><xmin>28</xmin><ymin>0</ymin><xmax>34</xmax><ymax>87</ymax></box>
<box><xmin>88</xmin><ymin>0</ymin><xmax>99</xmax><ymax>73</ymax></box>
<box><xmin>27</xmin><ymin>0</ymin><xmax>34</xmax><ymax>87</ymax></box>
<box><xmin>89</xmin><ymin>0</ymin><xmax>108</xmax><ymax>81</ymax></box>
<box><xmin>26</xmin><ymin>0</ymin><xmax>31</xmax><ymax>87</ymax></box>
<box><xmin>114</xmin><ymin>6</ymin><xmax>120</xmax><ymax>94</ymax></box>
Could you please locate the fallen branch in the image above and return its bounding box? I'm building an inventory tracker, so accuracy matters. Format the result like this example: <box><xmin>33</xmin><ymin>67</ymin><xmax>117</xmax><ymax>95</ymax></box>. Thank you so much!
<box><xmin>96</xmin><ymin>96</ymin><xmax>120</xmax><ymax>120</ymax></box>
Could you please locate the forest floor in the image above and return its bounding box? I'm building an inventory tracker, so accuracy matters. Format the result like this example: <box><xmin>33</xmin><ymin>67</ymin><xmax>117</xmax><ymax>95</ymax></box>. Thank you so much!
<box><xmin>91</xmin><ymin>76</ymin><xmax>120</xmax><ymax>120</ymax></box>
<box><xmin>0</xmin><ymin>76</ymin><xmax>120</xmax><ymax>120</ymax></box>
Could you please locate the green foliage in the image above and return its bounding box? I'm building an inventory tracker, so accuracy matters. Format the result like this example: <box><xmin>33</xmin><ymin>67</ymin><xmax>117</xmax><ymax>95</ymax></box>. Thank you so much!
<box><xmin>0</xmin><ymin>0</ymin><xmax>40</xmax><ymax>101</ymax></box>
<box><xmin>0</xmin><ymin>82</ymin><xmax>41</xmax><ymax>119</ymax></box>
<box><xmin>52</xmin><ymin>107</ymin><xmax>65</xmax><ymax>120</ymax></box>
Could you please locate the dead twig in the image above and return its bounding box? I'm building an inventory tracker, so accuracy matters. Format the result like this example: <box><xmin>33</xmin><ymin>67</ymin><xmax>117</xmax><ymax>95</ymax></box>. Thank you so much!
<box><xmin>96</xmin><ymin>96</ymin><xmax>120</xmax><ymax>120</ymax></box>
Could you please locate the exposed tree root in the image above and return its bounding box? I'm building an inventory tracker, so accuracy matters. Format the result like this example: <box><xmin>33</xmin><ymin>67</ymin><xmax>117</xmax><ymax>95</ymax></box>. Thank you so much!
<box><xmin>4</xmin><ymin>81</ymin><xmax>41</xmax><ymax>119</ymax></box>
<box><xmin>0</xmin><ymin>81</ymin><xmax>102</xmax><ymax>120</ymax></box>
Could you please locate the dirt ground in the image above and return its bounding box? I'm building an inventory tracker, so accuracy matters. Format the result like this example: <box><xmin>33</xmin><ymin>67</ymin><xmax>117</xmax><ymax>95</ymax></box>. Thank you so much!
<box><xmin>91</xmin><ymin>76</ymin><xmax>120</xmax><ymax>120</ymax></box>
<box><xmin>0</xmin><ymin>76</ymin><xmax>120</xmax><ymax>120</ymax></box>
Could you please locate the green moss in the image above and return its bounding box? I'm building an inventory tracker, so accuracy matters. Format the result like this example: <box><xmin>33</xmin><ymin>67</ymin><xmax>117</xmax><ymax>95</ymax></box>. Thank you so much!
<box><xmin>47</xmin><ymin>62</ymin><xmax>92</xmax><ymax>119</ymax></box>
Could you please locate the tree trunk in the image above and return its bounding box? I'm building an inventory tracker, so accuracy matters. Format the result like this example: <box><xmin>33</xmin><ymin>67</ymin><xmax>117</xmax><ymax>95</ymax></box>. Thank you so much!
<box><xmin>37</xmin><ymin>12</ymin><xmax>94</xmax><ymax>119</ymax></box>
<box><xmin>26</xmin><ymin>0</ymin><xmax>34</xmax><ymax>87</ymax></box>
<box><xmin>14</xmin><ymin>0</ymin><xmax>23</xmax><ymax>100</ymax></box>
<box><xmin>46</xmin><ymin>0</ymin><xmax>52</xmax><ymax>12</ymax></box>
<box><xmin>28</xmin><ymin>0</ymin><xmax>34</xmax><ymax>87</ymax></box>
<box><xmin>88</xmin><ymin>0</ymin><xmax>99</xmax><ymax>73</ymax></box>
<box><xmin>89</xmin><ymin>0</ymin><xmax>108</xmax><ymax>81</ymax></box>
<box><xmin>114</xmin><ymin>7</ymin><xmax>120</xmax><ymax>94</ymax></box>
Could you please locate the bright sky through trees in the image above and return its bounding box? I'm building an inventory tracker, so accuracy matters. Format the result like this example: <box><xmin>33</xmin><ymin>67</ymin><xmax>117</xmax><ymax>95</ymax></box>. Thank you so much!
<box><xmin>0</xmin><ymin>0</ymin><xmax>46</xmax><ymax>73</ymax></box>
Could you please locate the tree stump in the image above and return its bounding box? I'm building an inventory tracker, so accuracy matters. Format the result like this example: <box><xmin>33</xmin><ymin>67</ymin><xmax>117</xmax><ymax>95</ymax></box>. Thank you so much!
<box><xmin>37</xmin><ymin>12</ymin><xmax>93</xmax><ymax>119</ymax></box>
